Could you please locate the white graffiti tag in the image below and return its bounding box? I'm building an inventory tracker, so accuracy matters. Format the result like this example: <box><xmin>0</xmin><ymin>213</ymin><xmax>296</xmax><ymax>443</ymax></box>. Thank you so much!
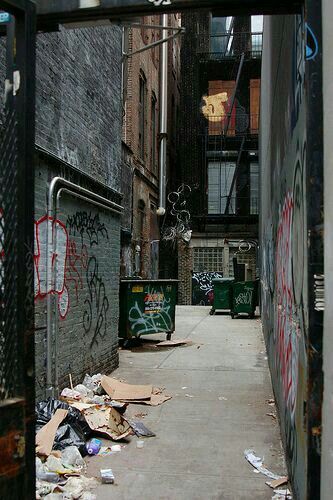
<box><xmin>148</xmin><ymin>0</ymin><xmax>172</xmax><ymax>6</ymax></box>
<box><xmin>235</xmin><ymin>290</ymin><xmax>253</xmax><ymax>306</ymax></box>
<box><xmin>128</xmin><ymin>287</ymin><xmax>172</xmax><ymax>335</ymax></box>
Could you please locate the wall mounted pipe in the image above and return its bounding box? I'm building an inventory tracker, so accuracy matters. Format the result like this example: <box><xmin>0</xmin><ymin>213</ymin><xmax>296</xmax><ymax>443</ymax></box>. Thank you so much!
<box><xmin>46</xmin><ymin>176</ymin><xmax>123</xmax><ymax>396</ymax></box>
<box><xmin>157</xmin><ymin>13</ymin><xmax>169</xmax><ymax>217</ymax></box>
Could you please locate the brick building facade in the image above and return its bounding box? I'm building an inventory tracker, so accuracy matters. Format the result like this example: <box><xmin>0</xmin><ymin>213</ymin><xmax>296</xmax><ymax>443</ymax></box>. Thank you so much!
<box><xmin>176</xmin><ymin>13</ymin><xmax>261</xmax><ymax>304</ymax></box>
<box><xmin>121</xmin><ymin>14</ymin><xmax>181</xmax><ymax>280</ymax></box>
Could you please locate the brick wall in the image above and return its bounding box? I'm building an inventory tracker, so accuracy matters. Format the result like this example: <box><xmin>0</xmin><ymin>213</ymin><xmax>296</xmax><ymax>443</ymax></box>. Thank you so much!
<box><xmin>36</xmin><ymin>25</ymin><xmax>122</xmax><ymax>191</ymax></box>
<box><xmin>32</xmin><ymin>26</ymin><xmax>123</xmax><ymax>398</ymax></box>
<box><xmin>177</xmin><ymin>240</ymin><xmax>193</xmax><ymax>304</ymax></box>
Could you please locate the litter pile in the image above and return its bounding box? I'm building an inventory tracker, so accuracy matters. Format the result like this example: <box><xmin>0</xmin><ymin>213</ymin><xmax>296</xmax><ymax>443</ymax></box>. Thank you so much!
<box><xmin>36</xmin><ymin>374</ymin><xmax>171</xmax><ymax>499</ymax></box>
<box><xmin>244</xmin><ymin>449</ymin><xmax>291</xmax><ymax>499</ymax></box>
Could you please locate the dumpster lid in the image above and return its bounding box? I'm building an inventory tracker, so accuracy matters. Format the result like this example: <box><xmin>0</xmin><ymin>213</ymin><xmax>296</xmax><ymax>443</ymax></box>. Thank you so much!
<box><xmin>212</xmin><ymin>278</ymin><xmax>234</xmax><ymax>283</ymax></box>
<box><xmin>120</xmin><ymin>279</ymin><xmax>179</xmax><ymax>283</ymax></box>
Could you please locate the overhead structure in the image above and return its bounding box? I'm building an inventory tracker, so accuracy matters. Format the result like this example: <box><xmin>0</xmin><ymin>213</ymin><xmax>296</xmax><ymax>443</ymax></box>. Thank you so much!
<box><xmin>36</xmin><ymin>0</ymin><xmax>302</xmax><ymax>28</ymax></box>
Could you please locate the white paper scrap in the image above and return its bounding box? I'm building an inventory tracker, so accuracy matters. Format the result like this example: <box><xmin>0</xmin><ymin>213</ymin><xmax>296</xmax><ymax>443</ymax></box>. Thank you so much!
<box><xmin>244</xmin><ymin>449</ymin><xmax>284</xmax><ymax>481</ymax></box>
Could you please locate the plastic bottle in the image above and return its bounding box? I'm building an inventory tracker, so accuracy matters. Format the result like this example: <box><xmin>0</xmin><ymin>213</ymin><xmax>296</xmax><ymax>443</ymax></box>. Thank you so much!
<box><xmin>86</xmin><ymin>438</ymin><xmax>102</xmax><ymax>455</ymax></box>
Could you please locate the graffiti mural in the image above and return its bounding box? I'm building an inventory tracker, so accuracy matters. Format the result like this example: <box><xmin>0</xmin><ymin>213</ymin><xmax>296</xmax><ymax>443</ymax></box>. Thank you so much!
<box><xmin>66</xmin><ymin>211</ymin><xmax>109</xmax><ymax>247</ymax></box>
<box><xmin>83</xmin><ymin>256</ymin><xmax>110</xmax><ymax>348</ymax></box>
<box><xmin>128</xmin><ymin>285</ymin><xmax>172</xmax><ymax>336</ymax></box>
<box><xmin>34</xmin><ymin>215</ymin><xmax>70</xmax><ymax>318</ymax></box>
<box><xmin>260</xmin><ymin>14</ymin><xmax>321</xmax><ymax>499</ymax></box>
<box><xmin>192</xmin><ymin>271</ymin><xmax>223</xmax><ymax>305</ymax></box>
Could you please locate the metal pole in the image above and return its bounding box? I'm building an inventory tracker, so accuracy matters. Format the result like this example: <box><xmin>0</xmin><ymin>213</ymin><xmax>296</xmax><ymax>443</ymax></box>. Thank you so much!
<box><xmin>157</xmin><ymin>13</ymin><xmax>168</xmax><ymax>216</ymax></box>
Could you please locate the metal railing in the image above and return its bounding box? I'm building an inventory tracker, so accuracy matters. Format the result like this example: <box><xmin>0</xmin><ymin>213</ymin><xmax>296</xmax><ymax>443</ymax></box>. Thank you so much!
<box><xmin>197</xmin><ymin>31</ymin><xmax>263</xmax><ymax>60</ymax></box>
<box><xmin>201</xmin><ymin>113</ymin><xmax>260</xmax><ymax>137</ymax></box>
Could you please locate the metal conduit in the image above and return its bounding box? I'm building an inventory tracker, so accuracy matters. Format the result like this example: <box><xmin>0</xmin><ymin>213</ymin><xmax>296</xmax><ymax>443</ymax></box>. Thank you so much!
<box><xmin>46</xmin><ymin>177</ymin><xmax>123</xmax><ymax>395</ymax></box>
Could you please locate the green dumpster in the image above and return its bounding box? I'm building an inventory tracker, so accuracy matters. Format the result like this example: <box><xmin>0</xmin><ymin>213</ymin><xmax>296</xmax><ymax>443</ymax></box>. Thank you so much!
<box><xmin>231</xmin><ymin>280</ymin><xmax>258</xmax><ymax>318</ymax></box>
<box><xmin>119</xmin><ymin>279</ymin><xmax>178</xmax><ymax>340</ymax></box>
<box><xmin>210</xmin><ymin>278</ymin><xmax>234</xmax><ymax>315</ymax></box>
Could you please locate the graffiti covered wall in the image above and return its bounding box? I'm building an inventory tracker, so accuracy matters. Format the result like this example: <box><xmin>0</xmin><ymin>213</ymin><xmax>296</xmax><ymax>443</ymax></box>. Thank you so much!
<box><xmin>34</xmin><ymin>164</ymin><xmax>121</xmax><ymax>399</ymax></box>
<box><xmin>260</xmin><ymin>13</ymin><xmax>323</xmax><ymax>499</ymax></box>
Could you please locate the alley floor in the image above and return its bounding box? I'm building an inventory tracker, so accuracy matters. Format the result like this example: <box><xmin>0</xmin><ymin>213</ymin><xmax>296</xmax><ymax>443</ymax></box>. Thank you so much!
<box><xmin>86</xmin><ymin>306</ymin><xmax>287</xmax><ymax>500</ymax></box>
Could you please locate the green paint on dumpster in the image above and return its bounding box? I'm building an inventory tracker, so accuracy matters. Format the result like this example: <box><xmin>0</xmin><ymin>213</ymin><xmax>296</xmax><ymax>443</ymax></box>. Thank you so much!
<box><xmin>119</xmin><ymin>280</ymin><xmax>178</xmax><ymax>339</ymax></box>
<box><xmin>210</xmin><ymin>278</ymin><xmax>234</xmax><ymax>315</ymax></box>
<box><xmin>231</xmin><ymin>280</ymin><xmax>258</xmax><ymax>318</ymax></box>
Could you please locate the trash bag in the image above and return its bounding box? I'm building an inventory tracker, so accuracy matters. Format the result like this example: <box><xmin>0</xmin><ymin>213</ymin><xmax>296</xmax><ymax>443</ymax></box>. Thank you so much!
<box><xmin>36</xmin><ymin>398</ymin><xmax>92</xmax><ymax>456</ymax></box>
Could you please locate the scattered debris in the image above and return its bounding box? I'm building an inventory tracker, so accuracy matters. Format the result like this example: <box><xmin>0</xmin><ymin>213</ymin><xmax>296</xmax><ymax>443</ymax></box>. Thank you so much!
<box><xmin>134</xmin><ymin>412</ymin><xmax>147</xmax><ymax>418</ymax></box>
<box><xmin>181</xmin><ymin>387</ymin><xmax>188</xmax><ymax>390</ymax></box>
<box><xmin>130</xmin><ymin>420</ymin><xmax>156</xmax><ymax>437</ymax></box>
<box><xmin>100</xmin><ymin>468</ymin><xmax>115</xmax><ymax>484</ymax></box>
<box><xmin>266</xmin><ymin>477</ymin><xmax>289</xmax><ymax>489</ymax></box>
<box><xmin>136</xmin><ymin>440</ymin><xmax>145</xmax><ymax>449</ymax></box>
<box><xmin>86</xmin><ymin>438</ymin><xmax>102</xmax><ymax>455</ymax></box>
<box><xmin>36</xmin><ymin>409</ymin><xmax>68</xmax><ymax>456</ymax></box>
<box><xmin>218</xmin><ymin>396</ymin><xmax>228</xmax><ymax>401</ymax></box>
<box><xmin>272</xmin><ymin>488</ymin><xmax>292</xmax><ymax>499</ymax></box>
<box><xmin>244</xmin><ymin>449</ymin><xmax>284</xmax><ymax>480</ymax></box>
<box><xmin>185</xmin><ymin>394</ymin><xmax>194</xmax><ymax>398</ymax></box>
<box><xmin>82</xmin><ymin>405</ymin><xmax>132</xmax><ymax>441</ymax></box>
<box><xmin>266</xmin><ymin>398</ymin><xmax>275</xmax><ymax>406</ymax></box>
<box><xmin>157</xmin><ymin>339</ymin><xmax>191</xmax><ymax>347</ymax></box>
<box><xmin>266</xmin><ymin>412</ymin><xmax>277</xmax><ymax>420</ymax></box>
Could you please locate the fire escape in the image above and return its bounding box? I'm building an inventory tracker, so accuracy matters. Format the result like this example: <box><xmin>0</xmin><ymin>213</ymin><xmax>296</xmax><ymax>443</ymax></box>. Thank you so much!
<box><xmin>196</xmin><ymin>16</ymin><xmax>262</xmax><ymax>230</ymax></box>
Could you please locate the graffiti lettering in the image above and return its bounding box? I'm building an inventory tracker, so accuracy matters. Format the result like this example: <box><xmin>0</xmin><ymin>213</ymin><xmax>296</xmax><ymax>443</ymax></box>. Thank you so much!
<box><xmin>129</xmin><ymin>286</ymin><xmax>172</xmax><ymax>335</ymax></box>
<box><xmin>235</xmin><ymin>290</ymin><xmax>253</xmax><ymax>306</ymax></box>
<box><xmin>66</xmin><ymin>211</ymin><xmax>108</xmax><ymax>247</ymax></box>
<box><xmin>147</xmin><ymin>0</ymin><xmax>172</xmax><ymax>6</ymax></box>
<box><xmin>34</xmin><ymin>215</ymin><xmax>69</xmax><ymax>318</ymax></box>
<box><xmin>83</xmin><ymin>256</ymin><xmax>109</xmax><ymax>348</ymax></box>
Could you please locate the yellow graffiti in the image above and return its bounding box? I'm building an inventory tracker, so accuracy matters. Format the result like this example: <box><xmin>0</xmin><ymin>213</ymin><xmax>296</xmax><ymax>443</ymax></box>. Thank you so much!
<box><xmin>201</xmin><ymin>92</ymin><xmax>228</xmax><ymax>122</ymax></box>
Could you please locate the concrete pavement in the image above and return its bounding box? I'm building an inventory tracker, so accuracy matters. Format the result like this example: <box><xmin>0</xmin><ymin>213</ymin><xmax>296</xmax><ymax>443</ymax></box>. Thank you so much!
<box><xmin>86</xmin><ymin>306</ymin><xmax>287</xmax><ymax>499</ymax></box>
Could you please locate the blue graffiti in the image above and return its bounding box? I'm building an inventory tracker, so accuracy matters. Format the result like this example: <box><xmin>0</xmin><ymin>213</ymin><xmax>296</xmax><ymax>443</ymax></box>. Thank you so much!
<box><xmin>305</xmin><ymin>23</ymin><xmax>318</xmax><ymax>61</ymax></box>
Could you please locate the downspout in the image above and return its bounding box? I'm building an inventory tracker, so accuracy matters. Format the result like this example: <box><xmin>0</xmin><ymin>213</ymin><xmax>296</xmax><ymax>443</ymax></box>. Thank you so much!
<box><xmin>157</xmin><ymin>13</ymin><xmax>169</xmax><ymax>217</ymax></box>
<box><xmin>46</xmin><ymin>176</ymin><xmax>123</xmax><ymax>396</ymax></box>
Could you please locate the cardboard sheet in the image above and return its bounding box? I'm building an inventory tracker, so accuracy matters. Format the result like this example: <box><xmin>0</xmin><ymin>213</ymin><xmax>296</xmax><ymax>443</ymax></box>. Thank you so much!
<box><xmin>101</xmin><ymin>375</ymin><xmax>152</xmax><ymax>401</ymax></box>
<box><xmin>157</xmin><ymin>339</ymin><xmax>191</xmax><ymax>347</ymax></box>
<box><xmin>82</xmin><ymin>405</ymin><xmax>132</xmax><ymax>441</ymax></box>
<box><xmin>36</xmin><ymin>409</ymin><xmax>68</xmax><ymax>456</ymax></box>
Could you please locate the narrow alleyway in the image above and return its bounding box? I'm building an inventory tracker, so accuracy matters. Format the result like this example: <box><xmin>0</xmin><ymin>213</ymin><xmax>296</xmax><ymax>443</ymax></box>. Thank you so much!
<box><xmin>86</xmin><ymin>306</ymin><xmax>286</xmax><ymax>499</ymax></box>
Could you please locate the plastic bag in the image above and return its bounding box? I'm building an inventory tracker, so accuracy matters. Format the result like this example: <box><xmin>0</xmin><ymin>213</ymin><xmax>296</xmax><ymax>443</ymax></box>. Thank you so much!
<box><xmin>61</xmin><ymin>446</ymin><xmax>86</xmax><ymax>469</ymax></box>
<box><xmin>36</xmin><ymin>399</ymin><xmax>91</xmax><ymax>456</ymax></box>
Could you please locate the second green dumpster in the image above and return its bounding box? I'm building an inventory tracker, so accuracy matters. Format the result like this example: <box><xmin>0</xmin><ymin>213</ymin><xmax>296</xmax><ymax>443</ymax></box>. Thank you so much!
<box><xmin>210</xmin><ymin>278</ymin><xmax>234</xmax><ymax>315</ymax></box>
<box><xmin>231</xmin><ymin>280</ymin><xmax>258</xmax><ymax>318</ymax></box>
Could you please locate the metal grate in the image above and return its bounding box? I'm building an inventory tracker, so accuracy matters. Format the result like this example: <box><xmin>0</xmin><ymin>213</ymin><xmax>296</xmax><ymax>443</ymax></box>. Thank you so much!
<box><xmin>0</xmin><ymin>105</ymin><xmax>19</xmax><ymax>400</ymax></box>
<box><xmin>193</xmin><ymin>247</ymin><xmax>224</xmax><ymax>272</ymax></box>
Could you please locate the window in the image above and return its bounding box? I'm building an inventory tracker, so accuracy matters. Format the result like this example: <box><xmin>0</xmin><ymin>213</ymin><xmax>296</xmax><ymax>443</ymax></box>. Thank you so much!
<box><xmin>151</xmin><ymin>93</ymin><xmax>157</xmax><ymax>174</ymax></box>
<box><xmin>193</xmin><ymin>247</ymin><xmax>224</xmax><ymax>272</ymax></box>
<box><xmin>139</xmin><ymin>72</ymin><xmax>147</xmax><ymax>159</ymax></box>
<box><xmin>250</xmin><ymin>162</ymin><xmax>259</xmax><ymax>215</ymax></box>
<box><xmin>210</xmin><ymin>16</ymin><xmax>233</xmax><ymax>57</ymax></box>
<box><xmin>208</xmin><ymin>161</ymin><xmax>236</xmax><ymax>214</ymax></box>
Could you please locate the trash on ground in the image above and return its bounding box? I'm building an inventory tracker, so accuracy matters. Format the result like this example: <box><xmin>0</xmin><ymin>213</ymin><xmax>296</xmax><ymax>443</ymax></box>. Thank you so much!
<box><xmin>134</xmin><ymin>412</ymin><xmax>147</xmax><ymax>418</ymax></box>
<box><xmin>100</xmin><ymin>468</ymin><xmax>115</xmax><ymax>484</ymax></box>
<box><xmin>218</xmin><ymin>396</ymin><xmax>228</xmax><ymax>401</ymax></box>
<box><xmin>156</xmin><ymin>339</ymin><xmax>191</xmax><ymax>347</ymax></box>
<box><xmin>101</xmin><ymin>375</ymin><xmax>152</xmax><ymax>401</ymax></box>
<box><xmin>82</xmin><ymin>405</ymin><xmax>132</xmax><ymax>440</ymax></box>
<box><xmin>36</xmin><ymin>409</ymin><xmax>68</xmax><ymax>456</ymax></box>
<box><xmin>185</xmin><ymin>394</ymin><xmax>194</xmax><ymax>398</ymax></box>
<box><xmin>266</xmin><ymin>399</ymin><xmax>275</xmax><ymax>406</ymax></box>
<box><xmin>36</xmin><ymin>399</ymin><xmax>92</xmax><ymax>456</ymax></box>
<box><xmin>101</xmin><ymin>375</ymin><xmax>171</xmax><ymax>406</ymax></box>
<box><xmin>74</xmin><ymin>384</ymin><xmax>94</xmax><ymax>399</ymax></box>
<box><xmin>266</xmin><ymin>477</ymin><xmax>289</xmax><ymax>488</ymax></box>
<box><xmin>98</xmin><ymin>444</ymin><xmax>122</xmax><ymax>456</ymax></box>
<box><xmin>244</xmin><ymin>449</ymin><xmax>284</xmax><ymax>480</ymax></box>
<box><xmin>61</xmin><ymin>388</ymin><xmax>82</xmax><ymax>400</ymax></box>
<box><xmin>272</xmin><ymin>488</ymin><xmax>292</xmax><ymax>499</ymax></box>
<box><xmin>61</xmin><ymin>446</ymin><xmax>86</xmax><ymax>469</ymax></box>
<box><xmin>130</xmin><ymin>420</ymin><xmax>156</xmax><ymax>437</ymax></box>
<box><xmin>86</xmin><ymin>438</ymin><xmax>102</xmax><ymax>455</ymax></box>
<box><xmin>136</xmin><ymin>440</ymin><xmax>145</xmax><ymax>449</ymax></box>
<box><xmin>266</xmin><ymin>412</ymin><xmax>277</xmax><ymax>420</ymax></box>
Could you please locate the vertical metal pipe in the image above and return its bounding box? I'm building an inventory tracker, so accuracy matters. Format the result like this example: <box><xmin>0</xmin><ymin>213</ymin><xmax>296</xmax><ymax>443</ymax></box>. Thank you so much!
<box><xmin>157</xmin><ymin>13</ymin><xmax>168</xmax><ymax>216</ymax></box>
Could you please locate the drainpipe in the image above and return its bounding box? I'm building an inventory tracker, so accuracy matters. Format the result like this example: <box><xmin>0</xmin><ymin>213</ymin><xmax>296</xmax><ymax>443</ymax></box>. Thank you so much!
<box><xmin>46</xmin><ymin>176</ymin><xmax>123</xmax><ymax>396</ymax></box>
<box><xmin>157</xmin><ymin>13</ymin><xmax>168</xmax><ymax>217</ymax></box>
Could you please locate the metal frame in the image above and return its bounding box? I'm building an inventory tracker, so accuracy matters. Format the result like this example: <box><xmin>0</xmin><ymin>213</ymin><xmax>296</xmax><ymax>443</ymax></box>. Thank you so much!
<box><xmin>0</xmin><ymin>1</ymin><xmax>36</xmax><ymax>498</ymax></box>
